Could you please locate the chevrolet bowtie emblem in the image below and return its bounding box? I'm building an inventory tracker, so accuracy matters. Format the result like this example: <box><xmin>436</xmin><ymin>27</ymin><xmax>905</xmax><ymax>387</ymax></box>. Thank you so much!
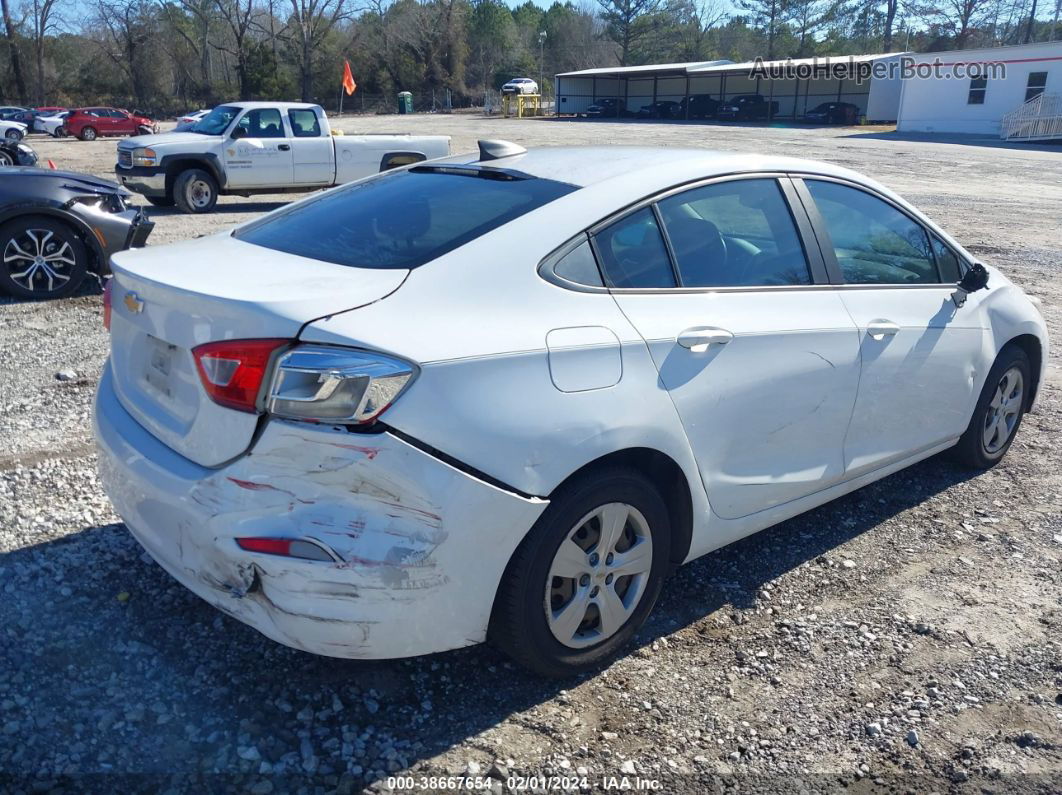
<box><xmin>123</xmin><ymin>291</ymin><xmax>144</xmax><ymax>314</ymax></box>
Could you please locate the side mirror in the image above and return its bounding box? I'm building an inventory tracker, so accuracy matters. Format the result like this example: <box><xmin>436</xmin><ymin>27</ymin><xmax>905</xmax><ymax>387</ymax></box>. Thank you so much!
<box><xmin>958</xmin><ymin>262</ymin><xmax>989</xmax><ymax>293</ymax></box>
<box><xmin>952</xmin><ymin>263</ymin><xmax>989</xmax><ymax>308</ymax></box>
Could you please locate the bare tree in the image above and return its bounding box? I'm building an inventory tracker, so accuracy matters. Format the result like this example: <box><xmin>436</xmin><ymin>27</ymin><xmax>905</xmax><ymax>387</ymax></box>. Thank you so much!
<box><xmin>213</xmin><ymin>0</ymin><xmax>257</xmax><ymax>98</ymax></box>
<box><xmin>94</xmin><ymin>0</ymin><xmax>159</xmax><ymax>108</ymax></box>
<box><xmin>27</xmin><ymin>0</ymin><xmax>62</xmax><ymax>104</ymax></box>
<box><xmin>159</xmin><ymin>0</ymin><xmax>218</xmax><ymax>96</ymax></box>
<box><xmin>1</xmin><ymin>0</ymin><xmax>28</xmax><ymax>102</ymax></box>
<box><xmin>286</xmin><ymin>0</ymin><xmax>352</xmax><ymax>101</ymax></box>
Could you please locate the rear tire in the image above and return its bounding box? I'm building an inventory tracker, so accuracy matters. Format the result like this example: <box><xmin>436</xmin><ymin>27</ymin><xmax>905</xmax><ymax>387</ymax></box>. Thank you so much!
<box><xmin>173</xmin><ymin>169</ymin><xmax>218</xmax><ymax>214</ymax></box>
<box><xmin>5</xmin><ymin>128</ymin><xmax>22</xmax><ymax>141</ymax></box>
<box><xmin>951</xmin><ymin>345</ymin><xmax>1031</xmax><ymax>469</ymax></box>
<box><xmin>490</xmin><ymin>467</ymin><xmax>671</xmax><ymax>678</ymax></box>
<box><xmin>79</xmin><ymin>126</ymin><xmax>97</xmax><ymax>141</ymax></box>
<box><xmin>0</xmin><ymin>216</ymin><xmax>89</xmax><ymax>299</ymax></box>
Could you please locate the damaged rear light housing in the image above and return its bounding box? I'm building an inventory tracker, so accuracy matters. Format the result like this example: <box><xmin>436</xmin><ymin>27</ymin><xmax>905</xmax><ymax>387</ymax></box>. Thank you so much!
<box><xmin>192</xmin><ymin>339</ymin><xmax>417</xmax><ymax>424</ymax></box>
<box><xmin>192</xmin><ymin>338</ymin><xmax>290</xmax><ymax>413</ymax></box>
<box><xmin>266</xmin><ymin>345</ymin><xmax>417</xmax><ymax>425</ymax></box>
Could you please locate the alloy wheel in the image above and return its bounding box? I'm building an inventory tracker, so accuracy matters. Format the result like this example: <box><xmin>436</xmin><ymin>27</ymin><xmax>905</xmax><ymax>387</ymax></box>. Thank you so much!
<box><xmin>983</xmin><ymin>366</ymin><xmax>1023</xmax><ymax>454</ymax></box>
<box><xmin>3</xmin><ymin>228</ymin><xmax>75</xmax><ymax>293</ymax></box>
<box><xmin>545</xmin><ymin>502</ymin><xmax>653</xmax><ymax>649</ymax></box>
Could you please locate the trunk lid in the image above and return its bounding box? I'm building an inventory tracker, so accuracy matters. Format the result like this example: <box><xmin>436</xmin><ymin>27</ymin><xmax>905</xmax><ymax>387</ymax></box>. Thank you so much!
<box><xmin>107</xmin><ymin>233</ymin><xmax>407</xmax><ymax>467</ymax></box>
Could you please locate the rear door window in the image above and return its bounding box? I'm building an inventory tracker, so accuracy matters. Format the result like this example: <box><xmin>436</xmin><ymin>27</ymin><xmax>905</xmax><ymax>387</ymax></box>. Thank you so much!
<box><xmin>235</xmin><ymin>168</ymin><xmax>576</xmax><ymax>270</ymax></box>
<box><xmin>288</xmin><ymin>109</ymin><xmax>321</xmax><ymax>137</ymax></box>
<box><xmin>656</xmin><ymin>179</ymin><xmax>811</xmax><ymax>287</ymax></box>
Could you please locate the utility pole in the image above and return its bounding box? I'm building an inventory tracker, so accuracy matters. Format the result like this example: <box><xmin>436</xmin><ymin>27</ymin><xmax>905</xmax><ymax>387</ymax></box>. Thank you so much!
<box><xmin>538</xmin><ymin>31</ymin><xmax>547</xmax><ymax>94</ymax></box>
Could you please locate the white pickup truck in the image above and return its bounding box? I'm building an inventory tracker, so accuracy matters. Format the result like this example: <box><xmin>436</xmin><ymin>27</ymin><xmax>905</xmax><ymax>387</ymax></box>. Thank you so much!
<box><xmin>114</xmin><ymin>101</ymin><xmax>450</xmax><ymax>213</ymax></box>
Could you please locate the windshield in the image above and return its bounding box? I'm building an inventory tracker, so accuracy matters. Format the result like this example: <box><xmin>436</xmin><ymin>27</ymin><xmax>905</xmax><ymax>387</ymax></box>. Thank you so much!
<box><xmin>192</xmin><ymin>105</ymin><xmax>240</xmax><ymax>135</ymax></box>
<box><xmin>234</xmin><ymin>168</ymin><xmax>577</xmax><ymax>270</ymax></box>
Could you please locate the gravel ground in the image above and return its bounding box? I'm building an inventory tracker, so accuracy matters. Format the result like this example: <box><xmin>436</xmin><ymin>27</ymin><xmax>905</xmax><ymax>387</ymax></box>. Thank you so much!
<box><xmin>1</xmin><ymin>116</ymin><xmax>1061</xmax><ymax>793</ymax></box>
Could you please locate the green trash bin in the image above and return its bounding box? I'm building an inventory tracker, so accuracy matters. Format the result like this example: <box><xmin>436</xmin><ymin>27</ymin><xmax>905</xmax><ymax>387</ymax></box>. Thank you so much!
<box><xmin>397</xmin><ymin>91</ymin><xmax>413</xmax><ymax>114</ymax></box>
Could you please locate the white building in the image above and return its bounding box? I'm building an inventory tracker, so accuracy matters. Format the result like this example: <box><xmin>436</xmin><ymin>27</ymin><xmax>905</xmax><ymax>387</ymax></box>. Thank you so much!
<box><xmin>896</xmin><ymin>41</ymin><xmax>1062</xmax><ymax>136</ymax></box>
<box><xmin>554</xmin><ymin>54</ymin><xmax>905</xmax><ymax>121</ymax></box>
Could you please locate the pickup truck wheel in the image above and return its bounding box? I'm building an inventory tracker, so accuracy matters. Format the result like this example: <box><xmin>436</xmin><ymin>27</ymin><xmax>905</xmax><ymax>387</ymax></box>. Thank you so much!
<box><xmin>79</xmin><ymin>126</ymin><xmax>97</xmax><ymax>141</ymax></box>
<box><xmin>173</xmin><ymin>169</ymin><xmax>218</xmax><ymax>214</ymax></box>
<box><xmin>145</xmin><ymin>195</ymin><xmax>176</xmax><ymax>208</ymax></box>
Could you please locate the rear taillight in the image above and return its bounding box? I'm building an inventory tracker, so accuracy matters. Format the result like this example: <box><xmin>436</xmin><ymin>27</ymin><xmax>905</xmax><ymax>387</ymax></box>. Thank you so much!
<box><xmin>102</xmin><ymin>278</ymin><xmax>112</xmax><ymax>331</ymax></box>
<box><xmin>192</xmin><ymin>338</ymin><xmax>289</xmax><ymax>413</ymax></box>
<box><xmin>266</xmin><ymin>345</ymin><xmax>417</xmax><ymax>425</ymax></box>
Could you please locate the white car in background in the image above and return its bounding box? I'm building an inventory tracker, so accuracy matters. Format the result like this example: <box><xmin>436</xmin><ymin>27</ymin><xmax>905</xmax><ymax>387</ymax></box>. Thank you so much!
<box><xmin>95</xmin><ymin>142</ymin><xmax>1047</xmax><ymax>677</ymax></box>
<box><xmin>33</xmin><ymin>111</ymin><xmax>70</xmax><ymax>137</ymax></box>
<box><xmin>0</xmin><ymin>119</ymin><xmax>27</xmax><ymax>140</ymax></box>
<box><xmin>174</xmin><ymin>109</ymin><xmax>210</xmax><ymax>131</ymax></box>
<box><xmin>502</xmin><ymin>77</ymin><xmax>539</xmax><ymax>94</ymax></box>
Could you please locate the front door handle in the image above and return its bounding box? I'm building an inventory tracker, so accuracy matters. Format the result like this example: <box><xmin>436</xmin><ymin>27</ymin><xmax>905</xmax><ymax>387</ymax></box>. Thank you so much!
<box><xmin>867</xmin><ymin>320</ymin><xmax>900</xmax><ymax>341</ymax></box>
<box><xmin>278</xmin><ymin>144</ymin><xmax>291</xmax><ymax>151</ymax></box>
<box><xmin>677</xmin><ymin>326</ymin><xmax>733</xmax><ymax>352</ymax></box>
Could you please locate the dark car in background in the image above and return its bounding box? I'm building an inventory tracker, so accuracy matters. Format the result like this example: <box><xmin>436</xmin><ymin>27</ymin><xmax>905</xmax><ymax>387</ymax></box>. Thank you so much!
<box><xmin>637</xmin><ymin>100</ymin><xmax>681</xmax><ymax>119</ymax></box>
<box><xmin>716</xmin><ymin>94</ymin><xmax>780</xmax><ymax>120</ymax></box>
<box><xmin>0</xmin><ymin>168</ymin><xmax>153</xmax><ymax>298</ymax></box>
<box><xmin>677</xmin><ymin>94</ymin><xmax>721</xmax><ymax>119</ymax></box>
<box><xmin>0</xmin><ymin>139</ymin><xmax>39</xmax><ymax>167</ymax></box>
<box><xmin>803</xmin><ymin>101</ymin><xmax>860</xmax><ymax>124</ymax></box>
<box><xmin>585</xmin><ymin>98</ymin><xmax>628</xmax><ymax>118</ymax></box>
<box><xmin>0</xmin><ymin>105</ymin><xmax>32</xmax><ymax>123</ymax></box>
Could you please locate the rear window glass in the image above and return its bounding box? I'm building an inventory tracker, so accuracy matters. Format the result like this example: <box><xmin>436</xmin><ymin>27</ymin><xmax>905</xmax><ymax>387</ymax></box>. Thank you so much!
<box><xmin>235</xmin><ymin>169</ymin><xmax>576</xmax><ymax>270</ymax></box>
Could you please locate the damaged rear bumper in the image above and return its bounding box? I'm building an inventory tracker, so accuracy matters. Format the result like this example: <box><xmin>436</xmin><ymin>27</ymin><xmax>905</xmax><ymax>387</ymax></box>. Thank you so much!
<box><xmin>94</xmin><ymin>362</ymin><xmax>548</xmax><ymax>659</ymax></box>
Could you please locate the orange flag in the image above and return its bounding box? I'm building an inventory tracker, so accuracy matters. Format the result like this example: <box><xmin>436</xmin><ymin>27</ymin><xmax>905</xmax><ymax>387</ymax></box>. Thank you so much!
<box><xmin>342</xmin><ymin>61</ymin><xmax>357</xmax><ymax>96</ymax></box>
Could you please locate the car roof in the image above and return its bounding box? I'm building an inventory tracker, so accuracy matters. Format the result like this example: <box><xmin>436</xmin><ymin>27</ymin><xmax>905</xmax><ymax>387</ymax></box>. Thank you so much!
<box><xmin>218</xmin><ymin>101</ymin><xmax>322</xmax><ymax>110</ymax></box>
<box><xmin>444</xmin><ymin>146</ymin><xmax>886</xmax><ymax>195</ymax></box>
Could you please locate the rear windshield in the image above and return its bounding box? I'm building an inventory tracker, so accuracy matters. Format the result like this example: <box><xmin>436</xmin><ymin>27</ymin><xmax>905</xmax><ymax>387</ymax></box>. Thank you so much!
<box><xmin>234</xmin><ymin>168</ymin><xmax>577</xmax><ymax>270</ymax></box>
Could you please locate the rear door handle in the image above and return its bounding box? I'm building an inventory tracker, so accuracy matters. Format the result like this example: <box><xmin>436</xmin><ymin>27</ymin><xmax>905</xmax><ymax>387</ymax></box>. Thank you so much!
<box><xmin>867</xmin><ymin>320</ymin><xmax>900</xmax><ymax>340</ymax></box>
<box><xmin>677</xmin><ymin>326</ymin><xmax>733</xmax><ymax>352</ymax></box>
<box><xmin>278</xmin><ymin>144</ymin><xmax>291</xmax><ymax>151</ymax></box>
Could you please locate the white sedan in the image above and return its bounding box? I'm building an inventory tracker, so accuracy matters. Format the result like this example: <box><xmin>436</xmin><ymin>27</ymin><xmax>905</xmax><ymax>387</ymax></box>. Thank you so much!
<box><xmin>502</xmin><ymin>77</ymin><xmax>539</xmax><ymax>94</ymax></box>
<box><xmin>33</xmin><ymin>111</ymin><xmax>69</xmax><ymax>137</ymax></box>
<box><xmin>1</xmin><ymin>119</ymin><xmax>27</xmax><ymax>140</ymax></box>
<box><xmin>94</xmin><ymin>142</ymin><xmax>1047</xmax><ymax>677</ymax></box>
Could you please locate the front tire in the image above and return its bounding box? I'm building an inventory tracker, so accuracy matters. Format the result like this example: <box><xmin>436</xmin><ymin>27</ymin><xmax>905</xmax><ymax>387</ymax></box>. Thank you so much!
<box><xmin>0</xmin><ymin>217</ymin><xmax>89</xmax><ymax>299</ymax></box>
<box><xmin>490</xmin><ymin>467</ymin><xmax>672</xmax><ymax>678</ymax></box>
<box><xmin>951</xmin><ymin>345</ymin><xmax>1031</xmax><ymax>469</ymax></box>
<box><xmin>173</xmin><ymin>169</ymin><xmax>218</xmax><ymax>214</ymax></box>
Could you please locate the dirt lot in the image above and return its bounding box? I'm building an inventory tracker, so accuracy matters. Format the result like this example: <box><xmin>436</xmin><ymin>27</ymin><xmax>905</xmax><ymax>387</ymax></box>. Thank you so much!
<box><xmin>1</xmin><ymin>116</ymin><xmax>1060</xmax><ymax>793</ymax></box>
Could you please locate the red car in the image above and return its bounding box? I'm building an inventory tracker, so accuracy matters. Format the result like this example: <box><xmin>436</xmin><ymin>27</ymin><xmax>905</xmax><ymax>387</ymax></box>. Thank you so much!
<box><xmin>65</xmin><ymin>107</ymin><xmax>156</xmax><ymax>141</ymax></box>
